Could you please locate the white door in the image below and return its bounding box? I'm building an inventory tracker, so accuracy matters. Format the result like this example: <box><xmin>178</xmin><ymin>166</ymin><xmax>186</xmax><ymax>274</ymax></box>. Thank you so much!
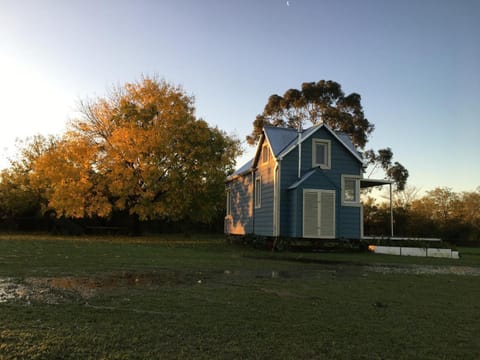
<box><xmin>303</xmin><ymin>189</ymin><xmax>335</xmax><ymax>238</ymax></box>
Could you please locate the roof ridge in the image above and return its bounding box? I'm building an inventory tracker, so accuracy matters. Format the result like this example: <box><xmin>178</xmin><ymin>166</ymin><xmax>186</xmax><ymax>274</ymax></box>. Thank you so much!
<box><xmin>264</xmin><ymin>125</ymin><xmax>297</xmax><ymax>131</ymax></box>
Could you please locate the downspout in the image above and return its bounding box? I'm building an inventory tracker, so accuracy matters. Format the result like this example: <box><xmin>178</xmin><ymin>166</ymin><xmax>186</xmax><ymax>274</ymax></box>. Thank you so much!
<box><xmin>390</xmin><ymin>183</ymin><xmax>394</xmax><ymax>237</ymax></box>
<box><xmin>252</xmin><ymin>170</ymin><xmax>255</xmax><ymax>235</ymax></box>
<box><xmin>297</xmin><ymin>124</ymin><xmax>302</xmax><ymax>178</ymax></box>
<box><xmin>273</xmin><ymin>160</ymin><xmax>281</xmax><ymax>237</ymax></box>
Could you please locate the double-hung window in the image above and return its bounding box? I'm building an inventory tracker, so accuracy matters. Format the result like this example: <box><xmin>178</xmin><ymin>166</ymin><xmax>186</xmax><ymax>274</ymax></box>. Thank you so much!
<box><xmin>226</xmin><ymin>188</ymin><xmax>232</xmax><ymax>215</ymax></box>
<box><xmin>262</xmin><ymin>145</ymin><xmax>269</xmax><ymax>163</ymax></box>
<box><xmin>312</xmin><ymin>139</ymin><xmax>331</xmax><ymax>169</ymax></box>
<box><xmin>254</xmin><ymin>176</ymin><xmax>262</xmax><ymax>208</ymax></box>
<box><xmin>342</xmin><ymin>175</ymin><xmax>360</xmax><ymax>206</ymax></box>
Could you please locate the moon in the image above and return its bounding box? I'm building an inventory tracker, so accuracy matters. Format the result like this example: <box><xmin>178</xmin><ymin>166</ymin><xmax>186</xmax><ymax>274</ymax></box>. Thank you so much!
<box><xmin>286</xmin><ymin>1</ymin><xmax>290</xmax><ymax>6</ymax></box>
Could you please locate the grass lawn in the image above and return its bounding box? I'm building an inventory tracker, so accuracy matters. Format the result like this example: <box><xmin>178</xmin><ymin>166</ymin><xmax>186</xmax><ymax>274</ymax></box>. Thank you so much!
<box><xmin>0</xmin><ymin>233</ymin><xmax>479</xmax><ymax>359</ymax></box>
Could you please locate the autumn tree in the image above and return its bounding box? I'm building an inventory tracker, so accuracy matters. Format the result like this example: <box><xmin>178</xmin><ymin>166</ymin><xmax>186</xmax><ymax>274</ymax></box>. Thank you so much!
<box><xmin>30</xmin><ymin>133</ymin><xmax>111</xmax><ymax>219</ymax></box>
<box><xmin>248</xmin><ymin>80</ymin><xmax>408</xmax><ymax>190</ymax></box>
<box><xmin>455</xmin><ymin>188</ymin><xmax>480</xmax><ymax>234</ymax></box>
<box><xmin>32</xmin><ymin>76</ymin><xmax>240</xmax><ymax>227</ymax></box>
<box><xmin>0</xmin><ymin>135</ymin><xmax>56</xmax><ymax>219</ymax></box>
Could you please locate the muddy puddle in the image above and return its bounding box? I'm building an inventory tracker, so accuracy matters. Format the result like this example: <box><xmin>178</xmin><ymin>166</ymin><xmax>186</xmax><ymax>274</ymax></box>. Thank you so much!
<box><xmin>0</xmin><ymin>271</ymin><xmax>194</xmax><ymax>304</ymax></box>
<box><xmin>1</xmin><ymin>264</ymin><xmax>479</xmax><ymax>305</ymax></box>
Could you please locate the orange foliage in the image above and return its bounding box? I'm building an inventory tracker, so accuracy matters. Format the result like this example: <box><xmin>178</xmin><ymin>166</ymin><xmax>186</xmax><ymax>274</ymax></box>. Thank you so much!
<box><xmin>30</xmin><ymin>76</ymin><xmax>241</xmax><ymax>221</ymax></box>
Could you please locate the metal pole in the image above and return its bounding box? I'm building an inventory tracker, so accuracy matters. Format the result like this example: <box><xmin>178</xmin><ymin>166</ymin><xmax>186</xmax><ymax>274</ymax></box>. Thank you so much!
<box><xmin>390</xmin><ymin>183</ymin><xmax>394</xmax><ymax>237</ymax></box>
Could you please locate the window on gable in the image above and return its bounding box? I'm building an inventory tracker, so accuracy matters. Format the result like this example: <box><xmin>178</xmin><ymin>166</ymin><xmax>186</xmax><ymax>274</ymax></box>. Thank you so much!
<box><xmin>262</xmin><ymin>144</ymin><xmax>269</xmax><ymax>163</ymax></box>
<box><xmin>342</xmin><ymin>175</ymin><xmax>360</xmax><ymax>206</ymax></box>
<box><xmin>254</xmin><ymin>177</ymin><xmax>262</xmax><ymax>208</ymax></box>
<box><xmin>313</xmin><ymin>139</ymin><xmax>331</xmax><ymax>169</ymax></box>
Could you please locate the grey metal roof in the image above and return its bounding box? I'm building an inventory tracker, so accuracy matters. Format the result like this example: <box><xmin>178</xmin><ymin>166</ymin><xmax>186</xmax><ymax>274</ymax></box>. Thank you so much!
<box><xmin>287</xmin><ymin>169</ymin><xmax>316</xmax><ymax>190</ymax></box>
<box><xmin>231</xmin><ymin>124</ymin><xmax>362</xmax><ymax>177</ymax></box>
<box><xmin>299</xmin><ymin>124</ymin><xmax>321</xmax><ymax>141</ymax></box>
<box><xmin>275</xmin><ymin>124</ymin><xmax>362</xmax><ymax>163</ymax></box>
<box><xmin>336</xmin><ymin>132</ymin><xmax>360</xmax><ymax>157</ymax></box>
<box><xmin>263</xmin><ymin>126</ymin><xmax>298</xmax><ymax>156</ymax></box>
<box><xmin>231</xmin><ymin>158</ymin><xmax>253</xmax><ymax>177</ymax></box>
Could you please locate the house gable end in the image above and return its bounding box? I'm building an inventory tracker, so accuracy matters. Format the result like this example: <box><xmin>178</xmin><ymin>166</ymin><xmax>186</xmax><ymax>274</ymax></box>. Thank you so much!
<box><xmin>278</xmin><ymin>124</ymin><xmax>362</xmax><ymax>164</ymax></box>
<box><xmin>252</xmin><ymin>127</ymin><xmax>298</xmax><ymax>169</ymax></box>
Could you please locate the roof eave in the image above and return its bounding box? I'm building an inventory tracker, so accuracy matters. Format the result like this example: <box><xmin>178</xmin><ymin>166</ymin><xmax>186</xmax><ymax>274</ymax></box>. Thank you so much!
<box><xmin>360</xmin><ymin>178</ymin><xmax>393</xmax><ymax>188</ymax></box>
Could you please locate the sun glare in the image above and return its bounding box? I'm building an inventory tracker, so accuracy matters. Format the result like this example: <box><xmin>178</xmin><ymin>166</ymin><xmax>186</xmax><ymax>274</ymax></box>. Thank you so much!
<box><xmin>0</xmin><ymin>55</ymin><xmax>71</xmax><ymax>168</ymax></box>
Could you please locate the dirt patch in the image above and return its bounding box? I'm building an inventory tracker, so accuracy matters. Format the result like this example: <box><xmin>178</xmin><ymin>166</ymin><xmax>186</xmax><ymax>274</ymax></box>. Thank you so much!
<box><xmin>258</xmin><ymin>287</ymin><xmax>305</xmax><ymax>298</ymax></box>
<box><xmin>0</xmin><ymin>278</ymin><xmax>19</xmax><ymax>303</ymax></box>
<box><xmin>25</xmin><ymin>271</ymin><xmax>188</xmax><ymax>299</ymax></box>
<box><xmin>0</xmin><ymin>271</ymin><xmax>194</xmax><ymax>304</ymax></box>
<box><xmin>0</xmin><ymin>277</ymin><xmax>55</xmax><ymax>304</ymax></box>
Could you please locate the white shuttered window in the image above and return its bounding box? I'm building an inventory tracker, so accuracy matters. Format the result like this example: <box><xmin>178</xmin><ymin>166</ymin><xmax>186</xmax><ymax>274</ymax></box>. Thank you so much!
<box><xmin>303</xmin><ymin>190</ymin><xmax>335</xmax><ymax>238</ymax></box>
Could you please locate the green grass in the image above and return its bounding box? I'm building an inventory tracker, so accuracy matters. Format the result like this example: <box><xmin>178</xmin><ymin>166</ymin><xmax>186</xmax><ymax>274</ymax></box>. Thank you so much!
<box><xmin>1</xmin><ymin>234</ymin><xmax>479</xmax><ymax>359</ymax></box>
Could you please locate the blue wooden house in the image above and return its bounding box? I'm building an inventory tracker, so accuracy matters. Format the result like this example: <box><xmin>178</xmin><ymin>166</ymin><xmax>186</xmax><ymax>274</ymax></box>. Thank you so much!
<box><xmin>225</xmin><ymin>124</ymin><xmax>390</xmax><ymax>240</ymax></box>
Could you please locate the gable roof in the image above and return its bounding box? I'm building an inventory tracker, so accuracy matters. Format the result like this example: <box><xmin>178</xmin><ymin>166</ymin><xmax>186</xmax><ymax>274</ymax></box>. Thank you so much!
<box><xmin>263</xmin><ymin>126</ymin><xmax>298</xmax><ymax>157</ymax></box>
<box><xmin>230</xmin><ymin>124</ymin><xmax>363</xmax><ymax>179</ymax></box>
<box><xmin>276</xmin><ymin>124</ymin><xmax>363</xmax><ymax>163</ymax></box>
<box><xmin>336</xmin><ymin>132</ymin><xmax>360</xmax><ymax>156</ymax></box>
<box><xmin>263</xmin><ymin>124</ymin><xmax>363</xmax><ymax>163</ymax></box>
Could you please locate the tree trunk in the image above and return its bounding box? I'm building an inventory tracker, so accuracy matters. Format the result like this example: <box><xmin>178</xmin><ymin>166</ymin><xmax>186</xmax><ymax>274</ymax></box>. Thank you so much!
<box><xmin>128</xmin><ymin>213</ymin><xmax>141</xmax><ymax>236</ymax></box>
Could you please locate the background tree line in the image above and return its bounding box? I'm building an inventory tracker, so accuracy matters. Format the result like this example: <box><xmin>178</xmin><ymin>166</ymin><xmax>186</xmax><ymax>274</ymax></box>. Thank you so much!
<box><xmin>364</xmin><ymin>186</ymin><xmax>480</xmax><ymax>244</ymax></box>
<box><xmin>0</xmin><ymin>76</ymin><xmax>241</xmax><ymax>235</ymax></box>
<box><xmin>0</xmin><ymin>76</ymin><xmax>477</xmax><ymax>242</ymax></box>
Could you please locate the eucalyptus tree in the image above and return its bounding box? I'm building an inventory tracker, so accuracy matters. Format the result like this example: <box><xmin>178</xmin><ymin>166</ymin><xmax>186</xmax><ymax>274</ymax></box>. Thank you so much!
<box><xmin>247</xmin><ymin>80</ymin><xmax>408</xmax><ymax>190</ymax></box>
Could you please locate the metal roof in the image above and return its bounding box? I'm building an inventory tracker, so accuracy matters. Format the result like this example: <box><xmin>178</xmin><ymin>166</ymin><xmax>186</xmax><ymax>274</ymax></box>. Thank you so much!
<box><xmin>231</xmin><ymin>124</ymin><xmax>363</xmax><ymax>177</ymax></box>
<box><xmin>277</xmin><ymin>124</ymin><xmax>363</xmax><ymax>163</ymax></box>
<box><xmin>360</xmin><ymin>178</ymin><xmax>393</xmax><ymax>188</ymax></box>
<box><xmin>229</xmin><ymin>158</ymin><xmax>253</xmax><ymax>179</ymax></box>
<box><xmin>287</xmin><ymin>169</ymin><xmax>316</xmax><ymax>189</ymax></box>
<box><xmin>336</xmin><ymin>132</ymin><xmax>360</xmax><ymax>157</ymax></box>
<box><xmin>263</xmin><ymin>126</ymin><xmax>298</xmax><ymax>156</ymax></box>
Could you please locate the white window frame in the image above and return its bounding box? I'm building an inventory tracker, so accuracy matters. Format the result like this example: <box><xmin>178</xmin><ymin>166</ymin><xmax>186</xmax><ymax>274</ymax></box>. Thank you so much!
<box><xmin>262</xmin><ymin>144</ymin><xmax>269</xmax><ymax>163</ymax></box>
<box><xmin>226</xmin><ymin>188</ymin><xmax>232</xmax><ymax>215</ymax></box>
<box><xmin>341</xmin><ymin>175</ymin><xmax>361</xmax><ymax>206</ymax></box>
<box><xmin>254</xmin><ymin>176</ymin><xmax>262</xmax><ymax>208</ymax></box>
<box><xmin>312</xmin><ymin>139</ymin><xmax>331</xmax><ymax>169</ymax></box>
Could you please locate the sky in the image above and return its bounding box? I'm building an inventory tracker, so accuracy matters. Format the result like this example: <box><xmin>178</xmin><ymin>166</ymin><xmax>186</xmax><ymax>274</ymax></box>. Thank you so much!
<box><xmin>1</xmin><ymin>0</ymin><xmax>479</xmax><ymax>193</ymax></box>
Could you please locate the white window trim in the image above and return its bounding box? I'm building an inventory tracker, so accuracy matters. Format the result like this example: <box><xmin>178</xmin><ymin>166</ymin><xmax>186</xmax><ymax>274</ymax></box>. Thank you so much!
<box><xmin>341</xmin><ymin>175</ymin><xmax>361</xmax><ymax>207</ymax></box>
<box><xmin>262</xmin><ymin>144</ymin><xmax>269</xmax><ymax>163</ymax></box>
<box><xmin>312</xmin><ymin>139</ymin><xmax>331</xmax><ymax>169</ymax></box>
<box><xmin>254</xmin><ymin>176</ymin><xmax>262</xmax><ymax>209</ymax></box>
<box><xmin>226</xmin><ymin>188</ymin><xmax>232</xmax><ymax>215</ymax></box>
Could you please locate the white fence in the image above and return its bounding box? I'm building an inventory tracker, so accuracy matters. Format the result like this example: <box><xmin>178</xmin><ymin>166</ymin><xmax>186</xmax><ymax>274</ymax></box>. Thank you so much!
<box><xmin>370</xmin><ymin>245</ymin><xmax>459</xmax><ymax>259</ymax></box>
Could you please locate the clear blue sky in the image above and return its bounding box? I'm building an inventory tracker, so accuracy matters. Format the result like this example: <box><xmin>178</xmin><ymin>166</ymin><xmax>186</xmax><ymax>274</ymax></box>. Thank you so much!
<box><xmin>1</xmin><ymin>0</ymin><xmax>479</xmax><ymax>193</ymax></box>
